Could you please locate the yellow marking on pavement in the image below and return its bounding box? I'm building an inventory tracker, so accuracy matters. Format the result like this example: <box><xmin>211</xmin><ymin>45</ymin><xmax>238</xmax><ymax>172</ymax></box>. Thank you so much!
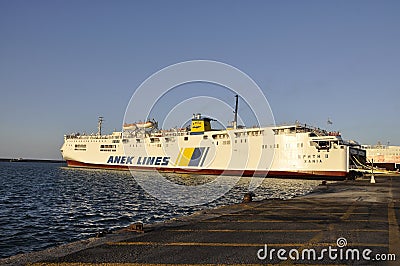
<box><xmin>108</xmin><ymin>241</ymin><xmax>263</xmax><ymax>247</ymax></box>
<box><xmin>203</xmin><ymin>219</ymin><xmax>388</xmax><ymax>223</ymax></box>
<box><xmin>203</xmin><ymin>219</ymin><xmax>319</xmax><ymax>223</ymax></box>
<box><xmin>30</xmin><ymin>264</ymin><xmax>269</xmax><ymax>266</ymax></box>
<box><xmin>107</xmin><ymin>241</ymin><xmax>388</xmax><ymax>248</ymax></box>
<box><xmin>30</xmin><ymin>264</ymin><xmax>138</xmax><ymax>266</ymax></box>
<box><xmin>280</xmin><ymin>228</ymin><xmax>326</xmax><ymax>266</ymax></box>
<box><xmin>388</xmin><ymin>177</ymin><xmax>400</xmax><ymax>265</ymax></box>
<box><xmin>168</xmin><ymin>228</ymin><xmax>386</xmax><ymax>233</ymax></box>
<box><xmin>344</xmin><ymin>229</ymin><xmax>387</xmax><ymax>232</ymax></box>
<box><xmin>343</xmin><ymin>219</ymin><xmax>388</xmax><ymax>223</ymax></box>
<box><xmin>29</xmin><ymin>263</ymin><xmax>345</xmax><ymax>266</ymax></box>
<box><xmin>252</xmin><ymin>206</ymin><xmax>355</xmax><ymax>211</ymax></box>
<box><xmin>388</xmin><ymin>201</ymin><xmax>400</xmax><ymax>250</ymax></box>
<box><xmin>168</xmin><ymin>229</ymin><xmax>322</xmax><ymax>233</ymax></box>
<box><xmin>223</xmin><ymin>212</ymin><xmax>371</xmax><ymax>216</ymax></box>
<box><xmin>284</xmin><ymin>208</ymin><xmax>337</xmax><ymax>265</ymax></box>
<box><xmin>341</xmin><ymin>204</ymin><xmax>356</xmax><ymax>220</ymax></box>
<box><xmin>281</xmin><ymin>204</ymin><xmax>354</xmax><ymax>265</ymax></box>
<box><xmin>252</xmin><ymin>207</ymin><xmax>308</xmax><ymax>209</ymax></box>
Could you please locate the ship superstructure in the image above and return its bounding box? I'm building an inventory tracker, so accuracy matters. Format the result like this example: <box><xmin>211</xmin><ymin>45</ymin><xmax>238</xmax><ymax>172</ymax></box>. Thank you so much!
<box><xmin>61</xmin><ymin>100</ymin><xmax>366</xmax><ymax>179</ymax></box>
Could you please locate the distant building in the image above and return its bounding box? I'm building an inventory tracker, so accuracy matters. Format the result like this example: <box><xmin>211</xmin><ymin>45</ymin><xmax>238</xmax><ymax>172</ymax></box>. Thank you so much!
<box><xmin>361</xmin><ymin>143</ymin><xmax>400</xmax><ymax>171</ymax></box>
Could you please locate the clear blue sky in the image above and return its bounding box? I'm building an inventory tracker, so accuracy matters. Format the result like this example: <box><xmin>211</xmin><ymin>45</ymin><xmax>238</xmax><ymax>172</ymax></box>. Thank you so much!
<box><xmin>1</xmin><ymin>0</ymin><xmax>399</xmax><ymax>159</ymax></box>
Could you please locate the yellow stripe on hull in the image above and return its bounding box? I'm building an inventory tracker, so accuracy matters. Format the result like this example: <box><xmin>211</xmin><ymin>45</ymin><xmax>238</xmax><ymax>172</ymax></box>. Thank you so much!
<box><xmin>179</xmin><ymin>148</ymin><xmax>195</xmax><ymax>166</ymax></box>
<box><xmin>174</xmin><ymin>148</ymin><xmax>183</xmax><ymax>166</ymax></box>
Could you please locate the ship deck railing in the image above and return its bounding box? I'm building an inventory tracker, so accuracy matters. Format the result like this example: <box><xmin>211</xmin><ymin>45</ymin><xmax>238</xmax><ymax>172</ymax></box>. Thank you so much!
<box><xmin>64</xmin><ymin>134</ymin><xmax>121</xmax><ymax>140</ymax></box>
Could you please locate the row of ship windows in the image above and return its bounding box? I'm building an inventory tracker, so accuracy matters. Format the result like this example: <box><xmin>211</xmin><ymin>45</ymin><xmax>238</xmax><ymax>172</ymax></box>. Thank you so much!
<box><xmin>70</xmin><ymin>138</ymin><xmax>312</xmax><ymax>150</ymax></box>
<box><xmin>74</xmin><ymin>144</ymin><xmax>86</xmax><ymax>151</ymax></box>
<box><xmin>100</xmin><ymin>144</ymin><xmax>117</xmax><ymax>149</ymax></box>
<box><xmin>73</xmin><ymin>146</ymin><xmax>333</xmax><ymax>156</ymax></box>
<box><xmin>129</xmin><ymin>141</ymin><xmax>234</xmax><ymax>147</ymax></box>
<box><xmin>128</xmin><ymin>132</ymin><xmax>265</xmax><ymax>143</ymax></box>
<box><xmin>76</xmin><ymin>141</ymin><xmax>274</xmax><ymax>149</ymax></box>
<box><xmin>123</xmin><ymin>142</ymin><xmax>306</xmax><ymax>148</ymax></box>
<box><xmin>72</xmin><ymin>144</ymin><xmax>118</xmax><ymax>148</ymax></box>
<box><xmin>125</xmin><ymin>143</ymin><xmax>293</xmax><ymax>148</ymax></box>
<box><xmin>261</xmin><ymin>143</ymin><xmax>305</xmax><ymax>149</ymax></box>
<box><xmin>69</xmin><ymin>139</ymin><xmax>120</xmax><ymax>143</ymax></box>
<box><xmin>100</xmin><ymin>144</ymin><xmax>117</xmax><ymax>152</ymax></box>
<box><xmin>262</xmin><ymin>144</ymin><xmax>278</xmax><ymax>149</ymax></box>
<box><xmin>74</xmin><ymin>142</ymin><xmax>312</xmax><ymax>150</ymax></box>
<box><xmin>73</xmin><ymin>144</ymin><xmax>119</xmax><ymax>152</ymax></box>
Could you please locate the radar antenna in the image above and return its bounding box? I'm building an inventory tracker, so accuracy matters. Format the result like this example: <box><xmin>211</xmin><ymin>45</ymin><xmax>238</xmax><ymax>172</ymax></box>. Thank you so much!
<box><xmin>97</xmin><ymin>116</ymin><xmax>104</xmax><ymax>136</ymax></box>
<box><xmin>233</xmin><ymin>95</ymin><xmax>239</xmax><ymax>129</ymax></box>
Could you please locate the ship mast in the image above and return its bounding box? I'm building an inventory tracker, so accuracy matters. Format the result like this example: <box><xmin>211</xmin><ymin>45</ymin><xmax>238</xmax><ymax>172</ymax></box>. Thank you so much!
<box><xmin>233</xmin><ymin>95</ymin><xmax>239</xmax><ymax>129</ymax></box>
<box><xmin>97</xmin><ymin>116</ymin><xmax>104</xmax><ymax>136</ymax></box>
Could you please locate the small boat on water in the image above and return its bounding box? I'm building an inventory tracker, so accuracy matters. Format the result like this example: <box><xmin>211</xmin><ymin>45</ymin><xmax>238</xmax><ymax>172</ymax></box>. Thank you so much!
<box><xmin>10</xmin><ymin>158</ymin><xmax>23</xmax><ymax>162</ymax></box>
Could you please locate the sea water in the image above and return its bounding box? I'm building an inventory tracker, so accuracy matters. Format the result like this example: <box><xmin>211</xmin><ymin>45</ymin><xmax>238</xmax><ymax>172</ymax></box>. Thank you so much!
<box><xmin>0</xmin><ymin>161</ymin><xmax>320</xmax><ymax>258</ymax></box>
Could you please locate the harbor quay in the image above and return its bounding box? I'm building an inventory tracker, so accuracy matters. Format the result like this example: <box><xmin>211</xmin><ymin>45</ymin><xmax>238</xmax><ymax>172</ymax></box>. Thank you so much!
<box><xmin>2</xmin><ymin>175</ymin><xmax>399</xmax><ymax>265</ymax></box>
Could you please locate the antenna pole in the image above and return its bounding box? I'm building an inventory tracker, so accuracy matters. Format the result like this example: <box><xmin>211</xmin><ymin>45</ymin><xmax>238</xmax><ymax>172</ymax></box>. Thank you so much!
<box><xmin>233</xmin><ymin>95</ymin><xmax>238</xmax><ymax>129</ymax></box>
<box><xmin>98</xmin><ymin>116</ymin><xmax>103</xmax><ymax>136</ymax></box>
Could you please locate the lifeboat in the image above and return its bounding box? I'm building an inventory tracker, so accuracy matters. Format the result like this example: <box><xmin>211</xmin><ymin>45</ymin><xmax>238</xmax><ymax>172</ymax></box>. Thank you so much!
<box><xmin>123</xmin><ymin>121</ymin><xmax>155</xmax><ymax>130</ymax></box>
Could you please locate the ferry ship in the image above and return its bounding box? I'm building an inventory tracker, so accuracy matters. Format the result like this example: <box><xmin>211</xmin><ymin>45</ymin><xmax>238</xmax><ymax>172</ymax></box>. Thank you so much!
<box><xmin>61</xmin><ymin>98</ymin><xmax>366</xmax><ymax>180</ymax></box>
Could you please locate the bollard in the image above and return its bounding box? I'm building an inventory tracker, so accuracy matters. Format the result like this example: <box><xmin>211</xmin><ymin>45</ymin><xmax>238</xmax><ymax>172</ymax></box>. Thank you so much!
<box><xmin>242</xmin><ymin>192</ymin><xmax>255</xmax><ymax>203</ymax></box>
<box><xmin>96</xmin><ymin>229</ymin><xmax>110</xmax><ymax>238</ymax></box>
<box><xmin>128</xmin><ymin>222</ymin><xmax>144</xmax><ymax>233</ymax></box>
<box><xmin>370</xmin><ymin>159</ymin><xmax>375</xmax><ymax>184</ymax></box>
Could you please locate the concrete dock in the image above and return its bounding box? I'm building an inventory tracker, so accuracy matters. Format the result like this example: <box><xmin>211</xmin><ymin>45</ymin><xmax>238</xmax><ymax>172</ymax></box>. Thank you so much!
<box><xmin>2</xmin><ymin>175</ymin><xmax>399</xmax><ymax>265</ymax></box>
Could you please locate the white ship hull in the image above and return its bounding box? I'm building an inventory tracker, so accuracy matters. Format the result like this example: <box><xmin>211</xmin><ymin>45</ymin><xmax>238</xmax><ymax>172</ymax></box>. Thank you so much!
<box><xmin>61</xmin><ymin>123</ymin><xmax>366</xmax><ymax>180</ymax></box>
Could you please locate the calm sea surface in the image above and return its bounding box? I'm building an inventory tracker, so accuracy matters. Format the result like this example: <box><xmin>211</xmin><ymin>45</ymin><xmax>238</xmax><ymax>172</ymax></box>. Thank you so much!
<box><xmin>0</xmin><ymin>162</ymin><xmax>320</xmax><ymax>259</ymax></box>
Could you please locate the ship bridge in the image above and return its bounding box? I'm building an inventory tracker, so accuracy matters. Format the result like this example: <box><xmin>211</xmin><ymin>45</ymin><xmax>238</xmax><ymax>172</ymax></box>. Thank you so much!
<box><xmin>272</xmin><ymin>123</ymin><xmax>341</xmax><ymax>137</ymax></box>
<box><xmin>190</xmin><ymin>113</ymin><xmax>213</xmax><ymax>134</ymax></box>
